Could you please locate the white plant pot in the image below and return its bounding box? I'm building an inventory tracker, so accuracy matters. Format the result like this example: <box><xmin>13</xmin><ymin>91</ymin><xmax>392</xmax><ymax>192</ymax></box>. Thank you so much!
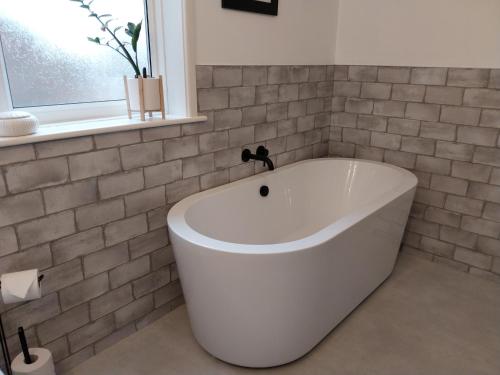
<box><xmin>126</xmin><ymin>77</ymin><xmax>162</xmax><ymax>111</ymax></box>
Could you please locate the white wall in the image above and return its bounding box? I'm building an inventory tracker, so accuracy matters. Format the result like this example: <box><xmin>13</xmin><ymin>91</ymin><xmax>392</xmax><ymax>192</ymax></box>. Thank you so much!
<box><xmin>194</xmin><ymin>0</ymin><xmax>339</xmax><ymax>65</ymax></box>
<box><xmin>335</xmin><ymin>0</ymin><xmax>500</xmax><ymax>68</ymax></box>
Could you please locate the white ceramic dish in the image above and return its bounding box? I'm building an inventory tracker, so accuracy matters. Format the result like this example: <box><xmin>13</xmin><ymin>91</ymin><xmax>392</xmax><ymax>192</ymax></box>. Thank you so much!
<box><xmin>0</xmin><ymin>111</ymin><xmax>39</xmax><ymax>137</ymax></box>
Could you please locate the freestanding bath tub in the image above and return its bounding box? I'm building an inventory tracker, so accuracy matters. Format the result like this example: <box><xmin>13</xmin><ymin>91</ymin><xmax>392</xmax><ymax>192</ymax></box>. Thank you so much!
<box><xmin>167</xmin><ymin>158</ymin><xmax>417</xmax><ymax>368</ymax></box>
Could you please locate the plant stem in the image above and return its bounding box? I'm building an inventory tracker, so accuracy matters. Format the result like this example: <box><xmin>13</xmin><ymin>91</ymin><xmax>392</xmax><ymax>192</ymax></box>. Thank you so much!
<box><xmin>85</xmin><ymin>3</ymin><xmax>141</xmax><ymax>76</ymax></box>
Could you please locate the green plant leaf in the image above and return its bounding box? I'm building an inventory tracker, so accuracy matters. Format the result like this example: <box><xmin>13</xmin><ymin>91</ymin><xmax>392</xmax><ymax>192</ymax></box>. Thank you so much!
<box><xmin>99</xmin><ymin>14</ymin><xmax>112</xmax><ymax>19</ymax></box>
<box><xmin>87</xmin><ymin>36</ymin><xmax>101</xmax><ymax>44</ymax></box>
<box><xmin>125</xmin><ymin>22</ymin><xmax>136</xmax><ymax>37</ymax></box>
<box><xmin>80</xmin><ymin>4</ymin><xmax>89</xmax><ymax>9</ymax></box>
<box><xmin>131</xmin><ymin>21</ymin><xmax>142</xmax><ymax>53</ymax></box>
<box><xmin>88</xmin><ymin>12</ymin><xmax>98</xmax><ymax>17</ymax></box>
<box><xmin>113</xmin><ymin>26</ymin><xmax>123</xmax><ymax>33</ymax></box>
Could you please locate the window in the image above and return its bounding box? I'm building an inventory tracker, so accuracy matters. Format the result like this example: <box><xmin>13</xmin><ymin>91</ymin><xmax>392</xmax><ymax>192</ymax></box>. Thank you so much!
<box><xmin>0</xmin><ymin>0</ymin><xmax>150</xmax><ymax>108</ymax></box>
<box><xmin>0</xmin><ymin>0</ymin><xmax>197</xmax><ymax>125</ymax></box>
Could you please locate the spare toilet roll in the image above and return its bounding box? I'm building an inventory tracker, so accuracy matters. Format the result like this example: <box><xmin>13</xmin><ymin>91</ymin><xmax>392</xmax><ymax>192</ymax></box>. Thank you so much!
<box><xmin>11</xmin><ymin>348</ymin><xmax>55</xmax><ymax>375</ymax></box>
<box><xmin>0</xmin><ymin>270</ymin><xmax>41</xmax><ymax>304</ymax></box>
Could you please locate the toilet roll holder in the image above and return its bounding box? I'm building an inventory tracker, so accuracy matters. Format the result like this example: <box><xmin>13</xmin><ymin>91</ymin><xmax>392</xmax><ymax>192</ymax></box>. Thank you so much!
<box><xmin>0</xmin><ymin>275</ymin><xmax>44</xmax><ymax>375</ymax></box>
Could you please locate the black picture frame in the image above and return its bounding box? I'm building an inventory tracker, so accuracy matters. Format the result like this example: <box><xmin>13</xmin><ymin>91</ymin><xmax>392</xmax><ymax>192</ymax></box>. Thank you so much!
<box><xmin>222</xmin><ymin>0</ymin><xmax>279</xmax><ymax>16</ymax></box>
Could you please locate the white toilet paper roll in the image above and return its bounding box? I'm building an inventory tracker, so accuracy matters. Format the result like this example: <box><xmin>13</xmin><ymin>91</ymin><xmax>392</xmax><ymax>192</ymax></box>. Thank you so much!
<box><xmin>11</xmin><ymin>348</ymin><xmax>55</xmax><ymax>375</ymax></box>
<box><xmin>0</xmin><ymin>270</ymin><xmax>41</xmax><ymax>304</ymax></box>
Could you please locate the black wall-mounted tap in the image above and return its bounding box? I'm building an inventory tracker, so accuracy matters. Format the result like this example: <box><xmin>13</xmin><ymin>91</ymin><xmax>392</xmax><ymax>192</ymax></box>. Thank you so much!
<box><xmin>242</xmin><ymin>146</ymin><xmax>275</xmax><ymax>171</ymax></box>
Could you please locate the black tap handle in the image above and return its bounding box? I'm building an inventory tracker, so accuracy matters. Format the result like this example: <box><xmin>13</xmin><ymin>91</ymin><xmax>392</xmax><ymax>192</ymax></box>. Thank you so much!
<box><xmin>256</xmin><ymin>145</ymin><xmax>269</xmax><ymax>157</ymax></box>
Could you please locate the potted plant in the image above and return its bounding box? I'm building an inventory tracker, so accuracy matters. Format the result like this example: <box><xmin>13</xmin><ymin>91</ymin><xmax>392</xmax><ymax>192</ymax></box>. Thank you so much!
<box><xmin>71</xmin><ymin>0</ymin><xmax>165</xmax><ymax>120</ymax></box>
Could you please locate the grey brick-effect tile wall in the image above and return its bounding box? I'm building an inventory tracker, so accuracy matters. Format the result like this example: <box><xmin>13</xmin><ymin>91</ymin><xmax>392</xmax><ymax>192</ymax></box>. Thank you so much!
<box><xmin>330</xmin><ymin>66</ymin><xmax>500</xmax><ymax>284</ymax></box>
<box><xmin>0</xmin><ymin>65</ymin><xmax>331</xmax><ymax>373</ymax></box>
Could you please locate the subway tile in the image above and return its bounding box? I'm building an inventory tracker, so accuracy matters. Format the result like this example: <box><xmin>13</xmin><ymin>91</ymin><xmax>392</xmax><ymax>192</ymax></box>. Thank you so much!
<box><xmin>199</xmin><ymin>132</ymin><xmax>229</xmax><ymax>154</ymax></box>
<box><xmin>451</xmin><ymin>161</ymin><xmax>491</xmax><ymax>183</ymax></box>
<box><xmin>435</xmin><ymin>141</ymin><xmax>474</xmax><ymax>162</ymax></box>
<box><xmin>309</xmin><ymin>66</ymin><xmax>327</xmax><ymax>82</ymax></box>
<box><xmin>345</xmin><ymin>98</ymin><xmax>373</xmax><ymax>114</ymax></box>
<box><xmin>35</xmin><ymin>137</ymin><xmax>93</xmax><ymax>158</ymax></box>
<box><xmin>95</xmin><ymin>130</ymin><xmax>141</xmax><ymax>148</ymax></box>
<box><xmin>373</xmin><ymin>101</ymin><xmax>406</xmax><ymax>118</ymax></box>
<box><xmin>392</xmin><ymin>84</ymin><xmax>425</xmax><ymax>102</ymax></box>
<box><xmin>83</xmin><ymin>242</ymin><xmax>129</xmax><ymax>277</ymax></box>
<box><xmin>0</xmin><ymin>191</ymin><xmax>44</xmax><ymax>227</ymax></box>
<box><xmin>42</xmin><ymin>259</ymin><xmax>83</xmax><ymax>295</ymax></box>
<box><xmin>60</xmin><ymin>273</ymin><xmax>109</xmax><ymax>311</ymax></box>
<box><xmin>144</xmin><ymin>160</ymin><xmax>182</xmax><ymax>188</ymax></box>
<box><xmin>68</xmin><ymin>314</ymin><xmax>115</xmax><ymax>352</ymax></box>
<box><xmin>109</xmin><ymin>256</ymin><xmax>150</xmax><ymax>289</ymax></box>
<box><xmin>242</xmin><ymin>66</ymin><xmax>267</xmax><ymax>86</ymax></box>
<box><xmin>142</xmin><ymin>126</ymin><xmax>180</xmax><ymax>142</ymax></box>
<box><xmin>242</xmin><ymin>105</ymin><xmax>267</xmax><ymax>125</ymax></box>
<box><xmin>52</xmin><ymin>228</ymin><xmax>105</xmax><ymax>265</ymax></box>
<box><xmin>348</xmin><ymin>66</ymin><xmax>377</xmax><ymax>82</ymax></box>
<box><xmin>0</xmin><ymin>144</ymin><xmax>35</xmax><ymax>166</ymax></box>
<box><xmin>463</xmin><ymin>89</ymin><xmax>500</xmax><ymax>109</ymax></box>
<box><xmin>230</xmin><ymin>86</ymin><xmax>256</xmax><ymax>107</ymax></box>
<box><xmin>290</xmin><ymin>66</ymin><xmax>309</xmax><ymax>83</ymax></box>
<box><xmin>448</xmin><ymin>68</ymin><xmax>490</xmax><ymax>88</ymax></box>
<box><xmin>90</xmin><ymin>285</ymin><xmax>134</xmax><ymax>321</ymax></box>
<box><xmin>468</xmin><ymin>182</ymin><xmax>500</xmax><ymax>203</ymax></box>
<box><xmin>196</xmin><ymin>66</ymin><xmax>212</xmax><ymax>88</ymax></box>
<box><xmin>5</xmin><ymin>157</ymin><xmax>69</xmax><ymax>193</ymax></box>
<box><xmin>164</xmin><ymin>136</ymin><xmax>199</xmax><ymax>161</ymax></box>
<box><xmin>120</xmin><ymin>141</ymin><xmax>163</xmax><ymax>170</ymax></box>
<box><xmin>473</xmin><ymin>147</ymin><xmax>500</xmax><ymax>167</ymax></box>
<box><xmin>415</xmin><ymin>155</ymin><xmax>451</xmax><ymax>175</ymax></box>
<box><xmin>333</xmin><ymin>81</ymin><xmax>361</xmax><ymax>97</ymax></box>
<box><xmin>425</xmin><ymin>86</ymin><xmax>463</xmax><ymax>105</ymax></box>
<box><xmin>213</xmin><ymin>66</ymin><xmax>242</xmax><ymax>87</ymax></box>
<box><xmin>75</xmin><ymin>200</ymin><xmax>125</xmax><ymax>231</ymax></box>
<box><xmin>37</xmin><ymin>304</ymin><xmax>89</xmax><ymax>345</ymax></box>
<box><xmin>18</xmin><ymin>211</ymin><xmax>75</xmax><ymax>249</ymax></box>
<box><xmin>69</xmin><ymin>149</ymin><xmax>121</xmax><ymax>180</ymax></box>
<box><xmin>410</xmin><ymin>67</ymin><xmax>447</xmax><ymax>85</ymax></box>
<box><xmin>461</xmin><ymin>216</ymin><xmax>500</xmax><ymax>238</ymax></box>
<box><xmin>214</xmin><ymin>108</ymin><xmax>243</xmax><ymax>130</ymax></box>
<box><xmin>198</xmin><ymin>88</ymin><xmax>228</xmax><ymax>111</ymax></box>
<box><xmin>440</xmin><ymin>106</ymin><xmax>481</xmax><ymax>126</ymax></box>
<box><xmin>420</xmin><ymin>122</ymin><xmax>456</xmax><ymax>141</ymax></box>
<box><xmin>0</xmin><ymin>227</ymin><xmax>17</xmax><ymax>257</ymax></box>
<box><xmin>104</xmin><ymin>214</ymin><xmax>148</xmax><ymax>246</ymax></box>
<box><xmin>371</xmin><ymin>132</ymin><xmax>401</xmax><ymax>150</ymax></box>
<box><xmin>405</xmin><ymin>103</ymin><xmax>440</xmax><ymax>122</ymax></box>
<box><xmin>278</xmin><ymin>84</ymin><xmax>299</xmax><ymax>102</ymax></box>
<box><xmin>268</xmin><ymin>66</ymin><xmax>289</xmax><ymax>84</ymax></box>
<box><xmin>384</xmin><ymin>150</ymin><xmax>416</xmax><ymax>169</ymax></box>
<box><xmin>454</xmin><ymin>248</ymin><xmax>492</xmax><ymax>270</ymax></box>
<box><xmin>256</xmin><ymin>85</ymin><xmax>279</xmax><ymax>104</ymax></box>
<box><xmin>387</xmin><ymin>118</ymin><xmax>420</xmax><ymax>136</ymax></box>
<box><xmin>378</xmin><ymin>67</ymin><xmax>410</xmax><ymax>83</ymax></box>
<box><xmin>457</xmin><ymin>126</ymin><xmax>498</xmax><ymax>147</ymax></box>
<box><xmin>360</xmin><ymin>83</ymin><xmax>391</xmax><ymax>100</ymax></box>
<box><xmin>401</xmin><ymin>137</ymin><xmax>435</xmax><ymax>155</ymax></box>
<box><xmin>43</xmin><ymin>179</ymin><xmax>98</xmax><ymax>214</ymax></box>
<box><xmin>480</xmin><ymin>109</ymin><xmax>500</xmax><ymax>129</ymax></box>
<box><xmin>98</xmin><ymin>169</ymin><xmax>144</xmax><ymax>199</ymax></box>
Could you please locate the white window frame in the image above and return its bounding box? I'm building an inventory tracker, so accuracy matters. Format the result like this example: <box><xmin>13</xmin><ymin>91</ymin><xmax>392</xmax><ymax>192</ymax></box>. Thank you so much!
<box><xmin>0</xmin><ymin>0</ymin><xmax>198</xmax><ymax>124</ymax></box>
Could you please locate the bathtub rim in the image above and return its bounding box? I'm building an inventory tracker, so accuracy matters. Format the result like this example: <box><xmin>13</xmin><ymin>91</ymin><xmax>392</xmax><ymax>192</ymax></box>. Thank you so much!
<box><xmin>167</xmin><ymin>158</ymin><xmax>417</xmax><ymax>255</ymax></box>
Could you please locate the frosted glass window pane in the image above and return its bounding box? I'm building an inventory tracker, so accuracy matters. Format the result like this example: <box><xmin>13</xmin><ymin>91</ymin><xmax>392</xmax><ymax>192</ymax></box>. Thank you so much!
<box><xmin>0</xmin><ymin>0</ymin><xmax>149</xmax><ymax>108</ymax></box>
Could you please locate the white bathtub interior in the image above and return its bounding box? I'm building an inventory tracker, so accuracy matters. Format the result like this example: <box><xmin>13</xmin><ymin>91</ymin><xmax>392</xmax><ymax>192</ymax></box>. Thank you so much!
<box><xmin>185</xmin><ymin>159</ymin><xmax>414</xmax><ymax>245</ymax></box>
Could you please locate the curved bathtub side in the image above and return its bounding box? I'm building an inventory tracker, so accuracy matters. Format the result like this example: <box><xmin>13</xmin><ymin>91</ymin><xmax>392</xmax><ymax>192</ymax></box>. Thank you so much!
<box><xmin>168</xmin><ymin>187</ymin><xmax>416</xmax><ymax>367</ymax></box>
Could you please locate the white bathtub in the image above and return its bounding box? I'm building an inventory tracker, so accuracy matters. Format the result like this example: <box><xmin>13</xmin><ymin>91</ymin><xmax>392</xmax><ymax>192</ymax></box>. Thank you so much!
<box><xmin>167</xmin><ymin>158</ymin><xmax>417</xmax><ymax>368</ymax></box>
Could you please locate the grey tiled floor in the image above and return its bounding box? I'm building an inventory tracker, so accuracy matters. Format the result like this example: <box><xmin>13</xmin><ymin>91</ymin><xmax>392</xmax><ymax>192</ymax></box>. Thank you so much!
<box><xmin>67</xmin><ymin>254</ymin><xmax>500</xmax><ymax>375</ymax></box>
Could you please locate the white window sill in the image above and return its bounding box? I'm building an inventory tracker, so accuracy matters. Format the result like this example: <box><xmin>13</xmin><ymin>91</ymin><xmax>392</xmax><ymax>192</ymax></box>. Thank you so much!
<box><xmin>0</xmin><ymin>114</ymin><xmax>207</xmax><ymax>148</ymax></box>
